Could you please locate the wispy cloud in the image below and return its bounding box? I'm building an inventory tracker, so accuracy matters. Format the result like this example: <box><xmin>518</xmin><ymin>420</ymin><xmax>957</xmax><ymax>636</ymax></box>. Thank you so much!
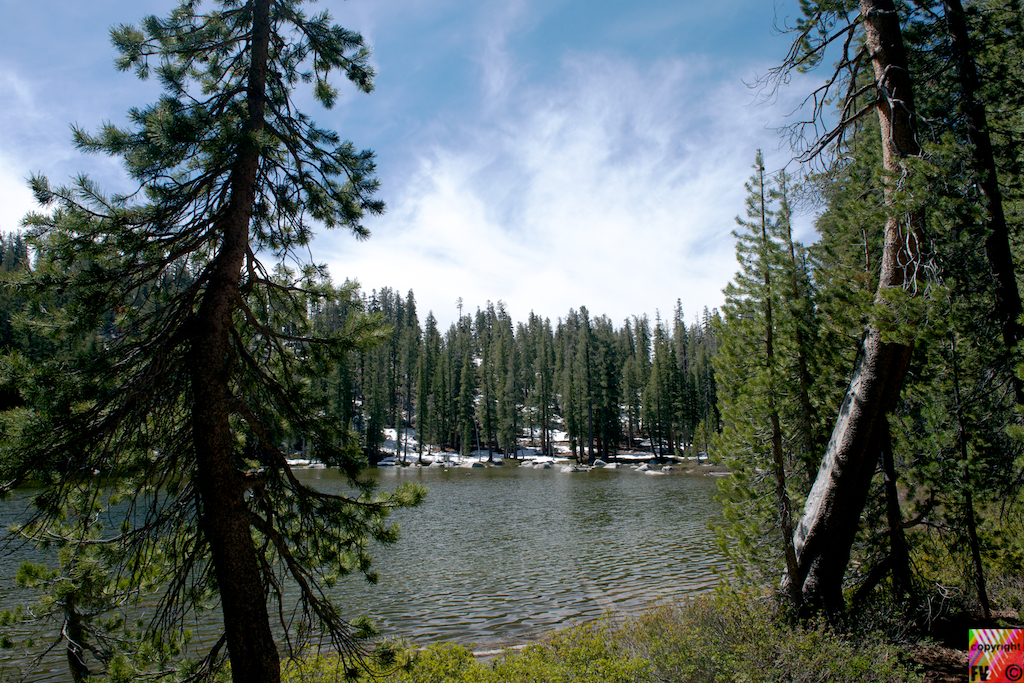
<box><xmin>322</xmin><ymin>50</ymin><xmax>814</xmax><ymax>329</ymax></box>
<box><xmin>0</xmin><ymin>158</ymin><xmax>37</xmax><ymax>233</ymax></box>
<box><xmin>0</xmin><ymin>0</ymin><xmax>819</xmax><ymax>331</ymax></box>
<box><xmin>475</xmin><ymin>0</ymin><xmax>533</xmax><ymax>106</ymax></box>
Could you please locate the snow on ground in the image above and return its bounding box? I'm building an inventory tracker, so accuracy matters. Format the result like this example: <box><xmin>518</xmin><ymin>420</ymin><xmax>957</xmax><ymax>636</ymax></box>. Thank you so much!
<box><xmin>286</xmin><ymin>425</ymin><xmax>709</xmax><ymax>470</ymax></box>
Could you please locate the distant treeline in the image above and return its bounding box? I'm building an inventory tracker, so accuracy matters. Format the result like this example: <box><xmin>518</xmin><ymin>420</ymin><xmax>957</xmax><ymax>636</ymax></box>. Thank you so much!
<box><xmin>320</xmin><ymin>287</ymin><xmax>721</xmax><ymax>464</ymax></box>
<box><xmin>0</xmin><ymin>232</ymin><xmax>720</xmax><ymax>465</ymax></box>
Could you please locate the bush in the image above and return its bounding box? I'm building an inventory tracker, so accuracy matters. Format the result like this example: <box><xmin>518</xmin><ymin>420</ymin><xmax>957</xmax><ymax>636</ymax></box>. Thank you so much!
<box><xmin>489</xmin><ymin>622</ymin><xmax>650</xmax><ymax>683</ymax></box>
<box><xmin>621</xmin><ymin>593</ymin><xmax>922</xmax><ymax>683</ymax></box>
<box><xmin>283</xmin><ymin>596</ymin><xmax>921</xmax><ymax>683</ymax></box>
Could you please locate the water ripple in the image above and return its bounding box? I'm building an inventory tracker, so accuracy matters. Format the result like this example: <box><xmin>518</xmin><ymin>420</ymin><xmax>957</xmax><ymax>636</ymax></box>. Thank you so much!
<box><xmin>0</xmin><ymin>464</ymin><xmax>725</xmax><ymax>680</ymax></box>
<box><xmin>307</xmin><ymin>464</ymin><xmax>725</xmax><ymax>647</ymax></box>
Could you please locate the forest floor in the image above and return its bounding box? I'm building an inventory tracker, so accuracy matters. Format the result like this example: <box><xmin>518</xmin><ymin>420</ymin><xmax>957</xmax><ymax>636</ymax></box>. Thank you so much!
<box><xmin>908</xmin><ymin>608</ymin><xmax>1021</xmax><ymax>682</ymax></box>
<box><xmin>910</xmin><ymin>643</ymin><xmax>966</xmax><ymax>683</ymax></box>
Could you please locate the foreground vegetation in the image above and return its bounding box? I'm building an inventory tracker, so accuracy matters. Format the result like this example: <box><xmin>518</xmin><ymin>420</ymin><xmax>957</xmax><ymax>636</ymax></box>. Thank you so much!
<box><xmin>281</xmin><ymin>593</ymin><xmax>923</xmax><ymax>683</ymax></box>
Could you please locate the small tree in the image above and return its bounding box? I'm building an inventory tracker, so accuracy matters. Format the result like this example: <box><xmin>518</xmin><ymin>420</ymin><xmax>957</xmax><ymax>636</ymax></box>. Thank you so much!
<box><xmin>715</xmin><ymin>151</ymin><xmax>802</xmax><ymax>609</ymax></box>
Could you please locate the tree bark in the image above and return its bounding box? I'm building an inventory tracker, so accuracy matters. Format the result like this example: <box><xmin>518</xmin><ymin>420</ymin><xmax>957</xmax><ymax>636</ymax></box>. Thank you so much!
<box><xmin>190</xmin><ymin>1</ymin><xmax>281</xmax><ymax>681</ymax></box>
<box><xmin>880</xmin><ymin>417</ymin><xmax>914</xmax><ymax>601</ymax></box>
<box><xmin>65</xmin><ymin>597</ymin><xmax>90</xmax><ymax>683</ymax></box>
<box><xmin>941</xmin><ymin>0</ymin><xmax>1024</xmax><ymax>406</ymax></box>
<box><xmin>789</xmin><ymin>0</ymin><xmax>923</xmax><ymax>616</ymax></box>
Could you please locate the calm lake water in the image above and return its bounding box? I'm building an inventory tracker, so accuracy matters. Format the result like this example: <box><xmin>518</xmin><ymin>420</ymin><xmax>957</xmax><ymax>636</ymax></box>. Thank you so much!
<box><xmin>0</xmin><ymin>463</ymin><xmax>724</xmax><ymax>681</ymax></box>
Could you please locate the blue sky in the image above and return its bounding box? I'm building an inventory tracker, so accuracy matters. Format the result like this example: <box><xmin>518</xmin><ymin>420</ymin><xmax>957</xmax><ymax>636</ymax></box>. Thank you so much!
<box><xmin>0</xmin><ymin>0</ymin><xmax>821</xmax><ymax>330</ymax></box>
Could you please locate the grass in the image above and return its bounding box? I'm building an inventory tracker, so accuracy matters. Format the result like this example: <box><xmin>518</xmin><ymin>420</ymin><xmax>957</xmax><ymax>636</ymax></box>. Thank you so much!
<box><xmin>282</xmin><ymin>592</ymin><xmax>923</xmax><ymax>683</ymax></box>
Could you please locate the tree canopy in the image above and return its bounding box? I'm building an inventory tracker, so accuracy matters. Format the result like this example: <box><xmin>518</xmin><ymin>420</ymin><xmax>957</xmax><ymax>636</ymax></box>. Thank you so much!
<box><xmin>1</xmin><ymin>2</ymin><xmax>423</xmax><ymax>681</ymax></box>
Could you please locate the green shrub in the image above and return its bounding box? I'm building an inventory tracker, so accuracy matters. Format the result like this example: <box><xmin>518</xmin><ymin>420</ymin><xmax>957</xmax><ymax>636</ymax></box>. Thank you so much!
<box><xmin>489</xmin><ymin>621</ymin><xmax>650</xmax><ymax>683</ymax></box>
<box><xmin>284</xmin><ymin>596</ymin><xmax>921</xmax><ymax>683</ymax></box>
<box><xmin>281</xmin><ymin>643</ymin><xmax>481</xmax><ymax>683</ymax></box>
<box><xmin>621</xmin><ymin>593</ymin><xmax>922</xmax><ymax>683</ymax></box>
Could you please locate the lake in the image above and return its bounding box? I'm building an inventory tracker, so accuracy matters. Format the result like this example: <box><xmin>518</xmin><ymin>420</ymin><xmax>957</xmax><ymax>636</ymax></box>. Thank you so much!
<box><xmin>0</xmin><ymin>462</ymin><xmax>724</xmax><ymax>680</ymax></box>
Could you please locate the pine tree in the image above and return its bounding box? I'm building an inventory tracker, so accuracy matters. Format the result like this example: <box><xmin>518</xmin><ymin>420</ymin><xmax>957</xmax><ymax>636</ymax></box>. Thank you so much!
<box><xmin>774</xmin><ymin>173</ymin><xmax>822</xmax><ymax>485</ymax></box>
<box><xmin>715</xmin><ymin>151</ymin><xmax>802</xmax><ymax>607</ymax></box>
<box><xmin>5</xmin><ymin>2</ymin><xmax>423</xmax><ymax>680</ymax></box>
<box><xmin>416</xmin><ymin>312</ymin><xmax>440</xmax><ymax>461</ymax></box>
<box><xmin>525</xmin><ymin>313</ymin><xmax>556</xmax><ymax>456</ymax></box>
<box><xmin>591</xmin><ymin>314</ymin><xmax>621</xmax><ymax>461</ymax></box>
<box><xmin>494</xmin><ymin>302</ymin><xmax>519</xmax><ymax>459</ymax></box>
<box><xmin>397</xmin><ymin>290</ymin><xmax>420</xmax><ymax>462</ymax></box>
<box><xmin>574</xmin><ymin>306</ymin><xmax>596</xmax><ymax>463</ymax></box>
<box><xmin>457</xmin><ymin>323</ymin><xmax>476</xmax><ymax>456</ymax></box>
<box><xmin>557</xmin><ymin>311</ymin><xmax>582</xmax><ymax>461</ymax></box>
<box><xmin>643</xmin><ymin>315</ymin><xmax>679</xmax><ymax>457</ymax></box>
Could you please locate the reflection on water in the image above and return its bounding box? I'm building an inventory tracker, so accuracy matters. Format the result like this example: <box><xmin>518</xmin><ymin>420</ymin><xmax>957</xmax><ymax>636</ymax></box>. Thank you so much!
<box><xmin>0</xmin><ymin>464</ymin><xmax>724</xmax><ymax>681</ymax></box>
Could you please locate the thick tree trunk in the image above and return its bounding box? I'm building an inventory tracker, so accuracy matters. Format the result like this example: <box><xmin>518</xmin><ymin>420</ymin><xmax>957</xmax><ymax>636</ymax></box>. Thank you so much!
<box><xmin>789</xmin><ymin>0</ymin><xmax>923</xmax><ymax>616</ymax></box>
<box><xmin>942</xmin><ymin>0</ymin><xmax>1024</xmax><ymax>405</ymax></box>
<box><xmin>190</xmin><ymin>1</ymin><xmax>280</xmax><ymax>681</ymax></box>
<box><xmin>790</xmin><ymin>331</ymin><xmax>912</xmax><ymax>613</ymax></box>
<box><xmin>65</xmin><ymin>597</ymin><xmax>90</xmax><ymax>683</ymax></box>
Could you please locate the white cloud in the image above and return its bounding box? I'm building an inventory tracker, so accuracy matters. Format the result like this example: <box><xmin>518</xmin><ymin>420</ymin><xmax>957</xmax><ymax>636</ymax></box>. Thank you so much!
<box><xmin>0</xmin><ymin>69</ymin><xmax>46</xmax><ymax>232</ymax></box>
<box><xmin>0</xmin><ymin>158</ymin><xmax>37</xmax><ymax>233</ymax></box>
<box><xmin>0</xmin><ymin>60</ymin><xmax>147</xmax><ymax>229</ymax></box>
<box><xmin>322</xmin><ymin>51</ymin><xmax>816</xmax><ymax>330</ymax></box>
<box><xmin>0</xmin><ymin>0</ymin><xmax>823</xmax><ymax>332</ymax></box>
<box><xmin>475</xmin><ymin>0</ymin><xmax>533</xmax><ymax>106</ymax></box>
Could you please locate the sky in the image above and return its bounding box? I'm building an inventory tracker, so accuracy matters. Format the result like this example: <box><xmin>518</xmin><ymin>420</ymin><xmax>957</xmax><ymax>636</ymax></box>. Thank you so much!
<box><xmin>0</xmin><ymin>0</ymin><xmax>823</xmax><ymax>331</ymax></box>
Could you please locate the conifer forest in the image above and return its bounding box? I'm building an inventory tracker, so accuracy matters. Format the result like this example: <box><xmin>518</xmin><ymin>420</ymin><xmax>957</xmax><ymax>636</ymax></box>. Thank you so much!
<box><xmin>2</xmin><ymin>0</ymin><xmax>1024</xmax><ymax>682</ymax></box>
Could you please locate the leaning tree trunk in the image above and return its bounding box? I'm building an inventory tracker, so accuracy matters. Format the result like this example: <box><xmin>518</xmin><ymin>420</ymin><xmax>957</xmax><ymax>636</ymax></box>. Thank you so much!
<box><xmin>788</xmin><ymin>0</ymin><xmax>924</xmax><ymax>616</ymax></box>
<box><xmin>190</xmin><ymin>1</ymin><xmax>281</xmax><ymax>681</ymax></box>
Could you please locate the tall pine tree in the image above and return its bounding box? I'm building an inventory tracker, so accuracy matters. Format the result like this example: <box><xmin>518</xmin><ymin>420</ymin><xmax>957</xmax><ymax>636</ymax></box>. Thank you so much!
<box><xmin>6</xmin><ymin>2</ymin><xmax>423</xmax><ymax>680</ymax></box>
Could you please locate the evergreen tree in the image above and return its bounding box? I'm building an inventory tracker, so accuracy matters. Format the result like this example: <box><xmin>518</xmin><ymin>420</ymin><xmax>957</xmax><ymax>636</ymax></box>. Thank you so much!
<box><xmin>494</xmin><ymin>302</ymin><xmax>519</xmax><ymax>459</ymax></box>
<box><xmin>4</xmin><ymin>2</ymin><xmax>423</xmax><ymax>680</ymax></box>
<box><xmin>591</xmin><ymin>314</ymin><xmax>621</xmax><ymax>461</ymax></box>
<box><xmin>774</xmin><ymin>173</ymin><xmax>823</xmax><ymax>485</ymax></box>
<box><xmin>715</xmin><ymin>152</ymin><xmax>803</xmax><ymax>606</ymax></box>
<box><xmin>574</xmin><ymin>306</ymin><xmax>596</xmax><ymax>463</ymax></box>
<box><xmin>525</xmin><ymin>313</ymin><xmax>556</xmax><ymax>456</ymax></box>
<box><xmin>456</xmin><ymin>315</ymin><xmax>476</xmax><ymax>456</ymax></box>
<box><xmin>643</xmin><ymin>315</ymin><xmax>679</xmax><ymax>457</ymax></box>
<box><xmin>556</xmin><ymin>311</ymin><xmax>582</xmax><ymax>461</ymax></box>
<box><xmin>623</xmin><ymin>315</ymin><xmax>652</xmax><ymax>452</ymax></box>
<box><xmin>416</xmin><ymin>311</ymin><xmax>440</xmax><ymax>462</ymax></box>
<box><xmin>397</xmin><ymin>290</ymin><xmax>420</xmax><ymax>462</ymax></box>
